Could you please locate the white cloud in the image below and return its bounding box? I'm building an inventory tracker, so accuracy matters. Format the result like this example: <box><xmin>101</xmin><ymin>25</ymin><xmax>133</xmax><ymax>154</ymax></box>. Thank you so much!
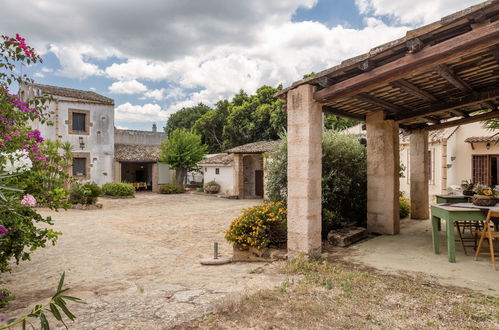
<box><xmin>355</xmin><ymin>0</ymin><xmax>483</xmax><ymax>24</ymax></box>
<box><xmin>108</xmin><ymin>80</ymin><xmax>148</xmax><ymax>94</ymax></box>
<box><xmin>115</xmin><ymin>102</ymin><xmax>168</xmax><ymax>122</ymax></box>
<box><xmin>144</xmin><ymin>88</ymin><xmax>166</xmax><ymax>101</ymax></box>
<box><xmin>49</xmin><ymin>44</ymin><xmax>104</xmax><ymax>78</ymax></box>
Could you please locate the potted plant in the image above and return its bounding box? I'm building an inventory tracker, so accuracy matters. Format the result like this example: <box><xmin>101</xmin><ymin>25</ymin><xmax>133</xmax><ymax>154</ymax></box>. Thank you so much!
<box><xmin>461</xmin><ymin>180</ymin><xmax>475</xmax><ymax>196</ymax></box>
<box><xmin>472</xmin><ymin>184</ymin><xmax>497</xmax><ymax>206</ymax></box>
<box><xmin>204</xmin><ymin>180</ymin><xmax>220</xmax><ymax>194</ymax></box>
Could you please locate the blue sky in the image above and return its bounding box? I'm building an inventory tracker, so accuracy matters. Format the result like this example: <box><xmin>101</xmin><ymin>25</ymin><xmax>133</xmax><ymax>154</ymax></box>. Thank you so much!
<box><xmin>0</xmin><ymin>0</ymin><xmax>483</xmax><ymax>131</ymax></box>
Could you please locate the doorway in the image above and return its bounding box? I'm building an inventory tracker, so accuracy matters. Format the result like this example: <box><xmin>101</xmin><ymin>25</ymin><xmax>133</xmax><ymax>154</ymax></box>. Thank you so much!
<box><xmin>255</xmin><ymin>170</ymin><xmax>264</xmax><ymax>197</ymax></box>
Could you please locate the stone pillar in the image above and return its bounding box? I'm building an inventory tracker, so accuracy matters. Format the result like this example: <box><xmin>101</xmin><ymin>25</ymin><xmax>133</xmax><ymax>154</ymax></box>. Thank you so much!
<box><xmin>152</xmin><ymin>163</ymin><xmax>159</xmax><ymax>193</ymax></box>
<box><xmin>441</xmin><ymin>139</ymin><xmax>448</xmax><ymax>195</ymax></box>
<box><xmin>287</xmin><ymin>84</ymin><xmax>322</xmax><ymax>258</ymax></box>
<box><xmin>366</xmin><ymin>111</ymin><xmax>400</xmax><ymax>234</ymax></box>
<box><xmin>233</xmin><ymin>154</ymin><xmax>244</xmax><ymax>198</ymax></box>
<box><xmin>113</xmin><ymin>161</ymin><xmax>121</xmax><ymax>183</ymax></box>
<box><xmin>410</xmin><ymin>129</ymin><xmax>429</xmax><ymax>219</ymax></box>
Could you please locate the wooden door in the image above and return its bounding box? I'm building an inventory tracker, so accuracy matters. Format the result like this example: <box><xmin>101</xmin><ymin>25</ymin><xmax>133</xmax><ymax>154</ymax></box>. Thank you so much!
<box><xmin>255</xmin><ymin>170</ymin><xmax>264</xmax><ymax>197</ymax></box>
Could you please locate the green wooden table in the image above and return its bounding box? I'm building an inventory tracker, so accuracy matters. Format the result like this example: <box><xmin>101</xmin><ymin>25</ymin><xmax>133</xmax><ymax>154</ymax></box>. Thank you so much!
<box><xmin>431</xmin><ymin>203</ymin><xmax>496</xmax><ymax>263</ymax></box>
<box><xmin>435</xmin><ymin>195</ymin><xmax>471</xmax><ymax>204</ymax></box>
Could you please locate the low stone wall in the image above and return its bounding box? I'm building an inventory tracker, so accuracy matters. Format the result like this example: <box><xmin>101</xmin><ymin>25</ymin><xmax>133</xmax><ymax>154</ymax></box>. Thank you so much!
<box><xmin>232</xmin><ymin>246</ymin><xmax>287</xmax><ymax>262</ymax></box>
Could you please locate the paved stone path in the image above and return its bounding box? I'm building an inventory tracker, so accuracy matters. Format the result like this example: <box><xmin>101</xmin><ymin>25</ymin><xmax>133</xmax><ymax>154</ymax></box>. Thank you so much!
<box><xmin>2</xmin><ymin>193</ymin><xmax>284</xmax><ymax>329</ymax></box>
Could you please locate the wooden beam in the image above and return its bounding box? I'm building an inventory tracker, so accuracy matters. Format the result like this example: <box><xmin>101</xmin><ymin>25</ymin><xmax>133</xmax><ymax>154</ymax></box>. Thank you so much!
<box><xmin>433</xmin><ymin>64</ymin><xmax>473</xmax><ymax>93</ymax></box>
<box><xmin>449</xmin><ymin>109</ymin><xmax>469</xmax><ymax>118</ymax></box>
<box><xmin>358</xmin><ymin>59</ymin><xmax>375</xmax><ymax>72</ymax></box>
<box><xmin>492</xmin><ymin>45</ymin><xmax>499</xmax><ymax>62</ymax></box>
<box><xmin>393</xmin><ymin>86</ymin><xmax>499</xmax><ymax>122</ymax></box>
<box><xmin>481</xmin><ymin>101</ymin><xmax>497</xmax><ymax>110</ymax></box>
<box><xmin>390</xmin><ymin>79</ymin><xmax>438</xmax><ymax>102</ymax></box>
<box><xmin>354</xmin><ymin>93</ymin><xmax>406</xmax><ymax>114</ymax></box>
<box><xmin>322</xmin><ymin>106</ymin><xmax>365</xmax><ymax>121</ymax></box>
<box><xmin>423</xmin><ymin>116</ymin><xmax>440</xmax><ymax>124</ymax></box>
<box><xmin>422</xmin><ymin>110</ymin><xmax>499</xmax><ymax>131</ymax></box>
<box><xmin>318</xmin><ymin>76</ymin><xmax>335</xmax><ymax>88</ymax></box>
<box><xmin>314</xmin><ymin>20</ymin><xmax>499</xmax><ymax>103</ymax></box>
<box><xmin>406</xmin><ymin>38</ymin><xmax>424</xmax><ymax>53</ymax></box>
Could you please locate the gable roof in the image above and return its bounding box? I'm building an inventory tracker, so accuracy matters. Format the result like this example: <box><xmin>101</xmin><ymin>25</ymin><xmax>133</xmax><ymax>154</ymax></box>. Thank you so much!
<box><xmin>226</xmin><ymin>140</ymin><xmax>281</xmax><ymax>154</ymax></box>
<box><xmin>33</xmin><ymin>84</ymin><xmax>114</xmax><ymax>105</ymax></box>
<box><xmin>198</xmin><ymin>153</ymin><xmax>234</xmax><ymax>166</ymax></box>
<box><xmin>465</xmin><ymin>135</ymin><xmax>499</xmax><ymax>143</ymax></box>
<box><xmin>400</xmin><ymin>127</ymin><xmax>458</xmax><ymax>144</ymax></box>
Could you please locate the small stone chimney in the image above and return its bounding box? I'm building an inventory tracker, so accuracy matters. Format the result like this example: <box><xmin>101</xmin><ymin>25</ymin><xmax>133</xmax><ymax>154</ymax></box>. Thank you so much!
<box><xmin>152</xmin><ymin>123</ymin><xmax>157</xmax><ymax>132</ymax></box>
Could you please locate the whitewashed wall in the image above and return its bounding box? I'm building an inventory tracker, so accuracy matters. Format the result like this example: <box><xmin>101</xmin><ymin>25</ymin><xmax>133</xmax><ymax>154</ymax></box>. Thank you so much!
<box><xmin>202</xmin><ymin>166</ymin><xmax>234</xmax><ymax>194</ymax></box>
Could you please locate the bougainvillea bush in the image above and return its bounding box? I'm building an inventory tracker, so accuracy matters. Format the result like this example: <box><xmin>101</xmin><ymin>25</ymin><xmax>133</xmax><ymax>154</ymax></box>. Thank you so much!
<box><xmin>0</xmin><ymin>34</ymin><xmax>72</xmax><ymax>273</ymax></box>
<box><xmin>225</xmin><ymin>201</ymin><xmax>287</xmax><ymax>250</ymax></box>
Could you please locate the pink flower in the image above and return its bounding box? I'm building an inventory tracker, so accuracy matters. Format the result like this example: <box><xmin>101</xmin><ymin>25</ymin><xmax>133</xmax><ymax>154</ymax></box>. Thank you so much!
<box><xmin>21</xmin><ymin>194</ymin><xmax>36</xmax><ymax>207</ymax></box>
<box><xmin>4</xmin><ymin>136</ymin><xmax>11</xmax><ymax>140</ymax></box>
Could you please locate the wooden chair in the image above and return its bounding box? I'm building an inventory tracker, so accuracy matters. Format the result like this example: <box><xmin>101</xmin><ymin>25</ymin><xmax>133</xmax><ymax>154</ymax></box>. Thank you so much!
<box><xmin>474</xmin><ymin>210</ymin><xmax>499</xmax><ymax>270</ymax></box>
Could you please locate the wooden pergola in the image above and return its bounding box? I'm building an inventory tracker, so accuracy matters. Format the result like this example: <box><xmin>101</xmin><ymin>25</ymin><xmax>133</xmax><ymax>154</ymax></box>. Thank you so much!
<box><xmin>276</xmin><ymin>0</ymin><xmax>499</xmax><ymax>257</ymax></box>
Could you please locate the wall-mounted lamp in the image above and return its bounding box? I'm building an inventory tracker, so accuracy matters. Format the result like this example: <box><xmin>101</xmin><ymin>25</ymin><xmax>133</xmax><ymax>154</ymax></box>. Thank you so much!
<box><xmin>79</xmin><ymin>136</ymin><xmax>85</xmax><ymax>149</ymax></box>
<box><xmin>486</xmin><ymin>142</ymin><xmax>491</xmax><ymax>150</ymax></box>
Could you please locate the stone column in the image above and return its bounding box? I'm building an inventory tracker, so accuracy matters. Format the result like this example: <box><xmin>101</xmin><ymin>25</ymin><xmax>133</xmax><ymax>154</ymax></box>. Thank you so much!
<box><xmin>233</xmin><ymin>154</ymin><xmax>244</xmax><ymax>198</ymax></box>
<box><xmin>152</xmin><ymin>163</ymin><xmax>159</xmax><ymax>193</ymax></box>
<box><xmin>410</xmin><ymin>129</ymin><xmax>429</xmax><ymax>219</ymax></box>
<box><xmin>366</xmin><ymin>111</ymin><xmax>400</xmax><ymax>234</ymax></box>
<box><xmin>113</xmin><ymin>161</ymin><xmax>121</xmax><ymax>183</ymax></box>
<box><xmin>287</xmin><ymin>84</ymin><xmax>322</xmax><ymax>258</ymax></box>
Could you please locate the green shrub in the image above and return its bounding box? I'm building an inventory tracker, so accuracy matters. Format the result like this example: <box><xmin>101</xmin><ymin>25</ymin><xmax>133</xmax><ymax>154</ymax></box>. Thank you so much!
<box><xmin>400</xmin><ymin>194</ymin><xmax>411</xmax><ymax>218</ymax></box>
<box><xmin>204</xmin><ymin>180</ymin><xmax>220</xmax><ymax>193</ymax></box>
<box><xmin>101</xmin><ymin>182</ymin><xmax>135</xmax><ymax>197</ymax></box>
<box><xmin>159</xmin><ymin>184</ymin><xmax>186</xmax><ymax>194</ymax></box>
<box><xmin>267</xmin><ymin>131</ymin><xmax>367</xmax><ymax>238</ymax></box>
<box><xmin>69</xmin><ymin>182</ymin><xmax>101</xmax><ymax>205</ymax></box>
<box><xmin>225</xmin><ymin>201</ymin><xmax>287</xmax><ymax>250</ymax></box>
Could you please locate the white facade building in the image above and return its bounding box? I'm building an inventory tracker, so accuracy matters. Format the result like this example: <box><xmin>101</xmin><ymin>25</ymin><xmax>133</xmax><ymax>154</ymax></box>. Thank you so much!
<box><xmin>20</xmin><ymin>84</ymin><xmax>115</xmax><ymax>185</ymax></box>
<box><xmin>198</xmin><ymin>154</ymin><xmax>234</xmax><ymax>195</ymax></box>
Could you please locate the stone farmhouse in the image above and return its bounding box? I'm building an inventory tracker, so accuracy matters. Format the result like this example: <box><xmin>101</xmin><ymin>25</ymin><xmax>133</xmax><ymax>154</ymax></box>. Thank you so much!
<box><xmin>19</xmin><ymin>84</ymin><xmax>172</xmax><ymax>189</ymax></box>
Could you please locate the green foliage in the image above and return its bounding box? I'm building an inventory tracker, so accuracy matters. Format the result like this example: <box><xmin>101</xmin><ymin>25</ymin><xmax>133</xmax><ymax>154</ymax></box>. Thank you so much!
<box><xmin>101</xmin><ymin>182</ymin><xmax>135</xmax><ymax>197</ymax></box>
<box><xmin>222</xmin><ymin>85</ymin><xmax>285</xmax><ymax>149</ymax></box>
<box><xmin>225</xmin><ymin>201</ymin><xmax>287</xmax><ymax>250</ymax></box>
<box><xmin>159</xmin><ymin>129</ymin><xmax>207</xmax><ymax>184</ymax></box>
<box><xmin>0</xmin><ymin>288</ymin><xmax>14</xmax><ymax>308</ymax></box>
<box><xmin>69</xmin><ymin>182</ymin><xmax>101</xmax><ymax>205</ymax></box>
<box><xmin>399</xmin><ymin>194</ymin><xmax>411</xmax><ymax>219</ymax></box>
<box><xmin>164</xmin><ymin>103</ymin><xmax>211</xmax><ymax>136</ymax></box>
<box><xmin>323</xmin><ymin>115</ymin><xmax>357</xmax><ymax>131</ymax></box>
<box><xmin>0</xmin><ymin>272</ymin><xmax>84</xmax><ymax>330</ymax></box>
<box><xmin>159</xmin><ymin>184</ymin><xmax>186</xmax><ymax>194</ymax></box>
<box><xmin>192</xmin><ymin>100</ymin><xmax>229</xmax><ymax>153</ymax></box>
<box><xmin>0</xmin><ymin>203</ymin><xmax>60</xmax><ymax>272</ymax></box>
<box><xmin>204</xmin><ymin>180</ymin><xmax>220</xmax><ymax>193</ymax></box>
<box><xmin>267</xmin><ymin>131</ymin><xmax>367</xmax><ymax>238</ymax></box>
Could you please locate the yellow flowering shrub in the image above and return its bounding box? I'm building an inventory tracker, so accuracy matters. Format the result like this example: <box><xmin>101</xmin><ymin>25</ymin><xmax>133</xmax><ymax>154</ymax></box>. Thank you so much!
<box><xmin>225</xmin><ymin>201</ymin><xmax>287</xmax><ymax>250</ymax></box>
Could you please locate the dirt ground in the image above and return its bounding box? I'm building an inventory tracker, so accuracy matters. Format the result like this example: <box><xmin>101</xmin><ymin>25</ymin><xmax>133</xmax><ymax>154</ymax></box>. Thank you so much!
<box><xmin>1</xmin><ymin>193</ymin><xmax>286</xmax><ymax>329</ymax></box>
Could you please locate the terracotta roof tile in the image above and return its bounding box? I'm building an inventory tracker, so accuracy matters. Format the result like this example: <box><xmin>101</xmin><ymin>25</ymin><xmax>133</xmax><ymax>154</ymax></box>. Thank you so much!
<box><xmin>226</xmin><ymin>140</ymin><xmax>280</xmax><ymax>154</ymax></box>
<box><xmin>198</xmin><ymin>153</ymin><xmax>234</xmax><ymax>166</ymax></box>
<box><xmin>465</xmin><ymin>136</ymin><xmax>499</xmax><ymax>143</ymax></box>
<box><xmin>115</xmin><ymin>144</ymin><xmax>160</xmax><ymax>162</ymax></box>
<box><xmin>33</xmin><ymin>84</ymin><xmax>114</xmax><ymax>105</ymax></box>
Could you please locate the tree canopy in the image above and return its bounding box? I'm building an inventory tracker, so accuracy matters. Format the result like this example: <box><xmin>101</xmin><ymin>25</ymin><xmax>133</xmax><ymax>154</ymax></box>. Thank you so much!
<box><xmin>164</xmin><ymin>83</ymin><xmax>357</xmax><ymax>153</ymax></box>
<box><xmin>164</xmin><ymin>103</ymin><xmax>211</xmax><ymax>136</ymax></box>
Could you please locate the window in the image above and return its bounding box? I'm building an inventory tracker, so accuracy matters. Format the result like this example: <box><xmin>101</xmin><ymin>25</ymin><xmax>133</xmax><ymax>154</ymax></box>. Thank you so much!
<box><xmin>68</xmin><ymin>109</ymin><xmax>90</xmax><ymax>135</ymax></box>
<box><xmin>72</xmin><ymin>158</ymin><xmax>87</xmax><ymax>176</ymax></box>
<box><xmin>215</xmin><ymin>168</ymin><xmax>220</xmax><ymax>175</ymax></box>
<box><xmin>205</xmin><ymin>168</ymin><xmax>207</xmax><ymax>173</ymax></box>
<box><xmin>72</xmin><ymin>113</ymin><xmax>86</xmax><ymax>132</ymax></box>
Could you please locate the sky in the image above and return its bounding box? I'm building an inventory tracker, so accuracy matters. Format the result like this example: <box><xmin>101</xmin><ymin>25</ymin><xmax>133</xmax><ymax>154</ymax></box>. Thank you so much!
<box><xmin>0</xmin><ymin>0</ymin><xmax>485</xmax><ymax>130</ymax></box>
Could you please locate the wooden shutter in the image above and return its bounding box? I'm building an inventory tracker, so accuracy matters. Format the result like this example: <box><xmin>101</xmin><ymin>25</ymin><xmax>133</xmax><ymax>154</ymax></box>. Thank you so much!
<box><xmin>72</xmin><ymin>113</ymin><xmax>86</xmax><ymax>131</ymax></box>
<box><xmin>472</xmin><ymin>155</ymin><xmax>489</xmax><ymax>185</ymax></box>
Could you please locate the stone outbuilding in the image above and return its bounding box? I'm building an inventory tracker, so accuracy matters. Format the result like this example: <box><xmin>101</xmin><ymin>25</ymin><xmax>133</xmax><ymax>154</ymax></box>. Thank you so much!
<box><xmin>198</xmin><ymin>141</ymin><xmax>280</xmax><ymax>198</ymax></box>
<box><xmin>276</xmin><ymin>1</ymin><xmax>499</xmax><ymax>258</ymax></box>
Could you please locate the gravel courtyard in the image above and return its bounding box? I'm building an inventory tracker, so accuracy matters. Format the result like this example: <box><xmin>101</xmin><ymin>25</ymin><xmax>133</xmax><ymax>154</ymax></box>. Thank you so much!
<box><xmin>2</xmin><ymin>193</ymin><xmax>285</xmax><ymax>329</ymax></box>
